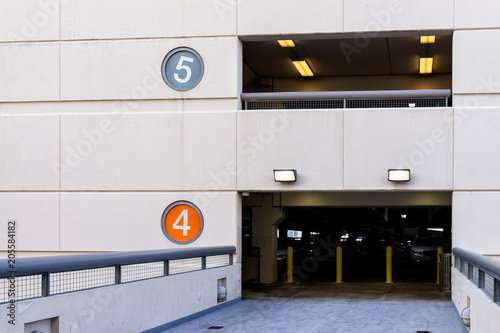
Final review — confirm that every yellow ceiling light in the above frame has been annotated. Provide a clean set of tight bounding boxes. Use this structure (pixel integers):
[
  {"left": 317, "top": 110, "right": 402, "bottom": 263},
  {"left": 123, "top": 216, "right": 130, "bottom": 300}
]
[
  {"left": 292, "top": 60, "right": 314, "bottom": 77},
  {"left": 278, "top": 40, "right": 295, "bottom": 47},
  {"left": 419, "top": 57, "right": 433, "bottom": 74},
  {"left": 420, "top": 36, "right": 436, "bottom": 44}
]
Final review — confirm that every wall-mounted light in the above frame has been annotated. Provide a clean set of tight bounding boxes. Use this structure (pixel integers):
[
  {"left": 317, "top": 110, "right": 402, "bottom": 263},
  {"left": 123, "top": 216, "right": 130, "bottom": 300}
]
[
  {"left": 274, "top": 169, "right": 297, "bottom": 182},
  {"left": 419, "top": 57, "right": 433, "bottom": 74},
  {"left": 278, "top": 40, "right": 295, "bottom": 47},
  {"left": 388, "top": 169, "right": 411, "bottom": 182},
  {"left": 420, "top": 36, "right": 436, "bottom": 44},
  {"left": 461, "top": 307, "right": 470, "bottom": 327},
  {"left": 292, "top": 60, "right": 314, "bottom": 77}
]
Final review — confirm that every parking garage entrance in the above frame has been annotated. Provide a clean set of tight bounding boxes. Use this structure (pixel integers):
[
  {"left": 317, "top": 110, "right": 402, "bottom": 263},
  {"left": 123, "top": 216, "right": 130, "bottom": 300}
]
[{"left": 242, "top": 192, "right": 452, "bottom": 287}]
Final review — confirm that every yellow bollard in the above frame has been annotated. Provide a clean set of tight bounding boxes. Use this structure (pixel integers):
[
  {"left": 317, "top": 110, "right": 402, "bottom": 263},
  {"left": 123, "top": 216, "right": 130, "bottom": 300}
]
[
  {"left": 336, "top": 247, "right": 343, "bottom": 283},
  {"left": 385, "top": 246, "right": 393, "bottom": 284},
  {"left": 437, "top": 247, "right": 443, "bottom": 284},
  {"left": 287, "top": 246, "right": 294, "bottom": 283}
]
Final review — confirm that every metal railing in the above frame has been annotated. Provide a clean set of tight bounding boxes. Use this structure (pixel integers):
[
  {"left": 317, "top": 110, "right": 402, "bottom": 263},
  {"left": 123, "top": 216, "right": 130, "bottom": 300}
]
[
  {"left": 453, "top": 247, "right": 500, "bottom": 305},
  {"left": 0, "top": 246, "right": 235, "bottom": 303},
  {"left": 242, "top": 90, "right": 450, "bottom": 110}
]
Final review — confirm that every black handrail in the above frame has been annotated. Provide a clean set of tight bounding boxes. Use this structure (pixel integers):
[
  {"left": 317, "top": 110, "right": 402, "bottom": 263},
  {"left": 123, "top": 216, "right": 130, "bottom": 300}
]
[
  {"left": 0, "top": 246, "right": 235, "bottom": 278},
  {"left": 453, "top": 247, "right": 500, "bottom": 281}
]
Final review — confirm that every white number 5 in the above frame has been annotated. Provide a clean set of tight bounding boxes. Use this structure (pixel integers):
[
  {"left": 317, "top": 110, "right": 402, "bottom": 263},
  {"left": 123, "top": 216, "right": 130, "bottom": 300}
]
[
  {"left": 174, "top": 56, "right": 194, "bottom": 83},
  {"left": 173, "top": 209, "right": 191, "bottom": 236}
]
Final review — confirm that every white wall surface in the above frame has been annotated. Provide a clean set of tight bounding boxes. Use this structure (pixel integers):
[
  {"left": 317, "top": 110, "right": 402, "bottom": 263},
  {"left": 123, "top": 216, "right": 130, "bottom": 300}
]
[
  {"left": 344, "top": 0, "right": 453, "bottom": 32},
  {"left": 238, "top": 0, "right": 343, "bottom": 36},
  {"left": 59, "top": 192, "right": 239, "bottom": 252},
  {"left": 344, "top": 108, "right": 453, "bottom": 190},
  {"left": 455, "top": 0, "right": 500, "bottom": 29},
  {"left": 452, "top": 268, "right": 500, "bottom": 333},
  {"left": 453, "top": 192, "right": 500, "bottom": 254},
  {"left": 0, "top": 264, "right": 241, "bottom": 333},
  {"left": 60, "top": 111, "right": 236, "bottom": 191},
  {"left": 0, "top": 99, "right": 239, "bottom": 115},
  {"left": 237, "top": 109, "right": 343, "bottom": 191},
  {"left": 0, "top": 43, "right": 59, "bottom": 102},
  {"left": 454, "top": 30, "right": 500, "bottom": 95},
  {"left": 61, "top": 0, "right": 236, "bottom": 40},
  {"left": 0, "top": 114, "right": 59, "bottom": 190},
  {"left": 0, "top": 0, "right": 60, "bottom": 42},
  {"left": 454, "top": 107, "right": 500, "bottom": 190},
  {"left": 60, "top": 38, "right": 239, "bottom": 101},
  {"left": 0, "top": 193, "right": 59, "bottom": 252}
]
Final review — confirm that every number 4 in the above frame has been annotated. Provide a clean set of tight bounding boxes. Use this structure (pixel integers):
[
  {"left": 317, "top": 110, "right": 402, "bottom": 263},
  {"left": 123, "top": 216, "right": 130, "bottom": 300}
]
[
  {"left": 174, "top": 56, "right": 194, "bottom": 84},
  {"left": 173, "top": 209, "right": 191, "bottom": 236}
]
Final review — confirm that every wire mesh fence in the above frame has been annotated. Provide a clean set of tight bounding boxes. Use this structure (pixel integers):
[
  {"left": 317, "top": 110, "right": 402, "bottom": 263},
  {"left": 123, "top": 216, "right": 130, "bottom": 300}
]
[{"left": 244, "top": 97, "right": 448, "bottom": 110}]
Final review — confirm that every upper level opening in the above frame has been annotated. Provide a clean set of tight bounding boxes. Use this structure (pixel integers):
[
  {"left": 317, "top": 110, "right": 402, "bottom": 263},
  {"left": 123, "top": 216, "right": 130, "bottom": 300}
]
[{"left": 242, "top": 31, "right": 452, "bottom": 109}]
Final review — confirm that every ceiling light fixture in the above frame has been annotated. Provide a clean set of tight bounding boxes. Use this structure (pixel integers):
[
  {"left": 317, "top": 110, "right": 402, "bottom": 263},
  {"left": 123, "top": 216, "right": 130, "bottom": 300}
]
[
  {"left": 274, "top": 169, "right": 297, "bottom": 182},
  {"left": 278, "top": 40, "right": 295, "bottom": 47},
  {"left": 419, "top": 57, "right": 433, "bottom": 74},
  {"left": 292, "top": 60, "right": 314, "bottom": 77},
  {"left": 388, "top": 169, "right": 411, "bottom": 182},
  {"left": 420, "top": 36, "right": 436, "bottom": 44}
]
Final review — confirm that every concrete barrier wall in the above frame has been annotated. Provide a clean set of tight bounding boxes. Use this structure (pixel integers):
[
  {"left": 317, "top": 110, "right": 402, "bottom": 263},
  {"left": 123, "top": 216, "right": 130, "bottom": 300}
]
[
  {"left": 1, "top": 264, "right": 241, "bottom": 333},
  {"left": 452, "top": 267, "right": 500, "bottom": 333}
]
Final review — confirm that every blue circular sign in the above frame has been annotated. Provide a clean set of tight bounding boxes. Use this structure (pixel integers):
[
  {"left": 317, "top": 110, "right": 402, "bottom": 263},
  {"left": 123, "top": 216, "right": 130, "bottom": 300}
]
[{"left": 161, "top": 48, "right": 204, "bottom": 91}]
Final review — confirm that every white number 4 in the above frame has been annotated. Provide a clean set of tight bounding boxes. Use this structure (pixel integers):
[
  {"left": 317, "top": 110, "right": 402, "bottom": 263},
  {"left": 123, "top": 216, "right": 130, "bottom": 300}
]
[
  {"left": 173, "top": 209, "right": 191, "bottom": 236},
  {"left": 174, "top": 56, "right": 194, "bottom": 84}
]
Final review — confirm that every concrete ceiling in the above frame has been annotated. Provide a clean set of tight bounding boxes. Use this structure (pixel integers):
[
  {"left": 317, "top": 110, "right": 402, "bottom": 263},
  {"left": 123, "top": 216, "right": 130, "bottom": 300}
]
[{"left": 243, "top": 35, "right": 452, "bottom": 78}]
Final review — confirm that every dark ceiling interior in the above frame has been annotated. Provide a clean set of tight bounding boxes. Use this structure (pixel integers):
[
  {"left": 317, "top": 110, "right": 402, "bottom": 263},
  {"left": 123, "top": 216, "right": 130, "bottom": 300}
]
[{"left": 243, "top": 35, "right": 452, "bottom": 79}]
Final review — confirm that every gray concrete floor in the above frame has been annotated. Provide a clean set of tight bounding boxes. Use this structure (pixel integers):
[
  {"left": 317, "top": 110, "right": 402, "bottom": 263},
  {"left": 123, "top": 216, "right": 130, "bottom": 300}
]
[{"left": 163, "top": 282, "right": 468, "bottom": 333}]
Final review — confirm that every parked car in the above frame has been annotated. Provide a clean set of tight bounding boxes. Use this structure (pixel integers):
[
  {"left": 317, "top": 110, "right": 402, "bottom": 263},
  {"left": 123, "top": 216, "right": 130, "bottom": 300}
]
[{"left": 410, "top": 236, "right": 444, "bottom": 263}]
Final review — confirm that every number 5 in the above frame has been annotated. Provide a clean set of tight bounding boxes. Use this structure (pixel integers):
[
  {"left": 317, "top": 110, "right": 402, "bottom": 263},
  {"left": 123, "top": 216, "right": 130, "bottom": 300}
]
[{"left": 174, "top": 56, "right": 194, "bottom": 83}]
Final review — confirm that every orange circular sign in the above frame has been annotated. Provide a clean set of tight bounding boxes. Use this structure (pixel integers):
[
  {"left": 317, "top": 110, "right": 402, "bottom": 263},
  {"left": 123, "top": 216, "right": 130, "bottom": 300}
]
[{"left": 161, "top": 201, "right": 204, "bottom": 244}]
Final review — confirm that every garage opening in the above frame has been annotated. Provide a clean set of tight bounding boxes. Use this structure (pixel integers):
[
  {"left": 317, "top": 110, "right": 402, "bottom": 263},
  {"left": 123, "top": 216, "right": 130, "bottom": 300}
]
[{"left": 242, "top": 192, "right": 452, "bottom": 286}]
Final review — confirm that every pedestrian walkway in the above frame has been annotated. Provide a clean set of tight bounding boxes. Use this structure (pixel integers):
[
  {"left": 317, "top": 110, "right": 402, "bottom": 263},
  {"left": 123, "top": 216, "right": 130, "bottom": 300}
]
[{"left": 163, "top": 282, "right": 467, "bottom": 333}]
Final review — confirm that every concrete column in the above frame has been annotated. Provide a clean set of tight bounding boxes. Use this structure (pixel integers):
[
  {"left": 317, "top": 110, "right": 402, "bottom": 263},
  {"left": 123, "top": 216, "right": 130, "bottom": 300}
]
[{"left": 252, "top": 194, "right": 285, "bottom": 283}]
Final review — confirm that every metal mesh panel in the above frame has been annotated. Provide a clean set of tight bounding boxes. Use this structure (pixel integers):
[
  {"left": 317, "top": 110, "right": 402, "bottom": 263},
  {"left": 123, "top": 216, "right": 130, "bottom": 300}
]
[
  {"left": 246, "top": 100, "right": 343, "bottom": 110},
  {"left": 244, "top": 98, "right": 447, "bottom": 110},
  {"left": 169, "top": 258, "right": 202, "bottom": 275},
  {"left": 121, "top": 261, "right": 164, "bottom": 283},
  {"left": 0, "top": 275, "right": 43, "bottom": 303},
  {"left": 483, "top": 273, "right": 495, "bottom": 299},
  {"left": 50, "top": 267, "right": 115, "bottom": 295},
  {"left": 206, "top": 255, "right": 230, "bottom": 269},
  {"left": 472, "top": 266, "right": 480, "bottom": 286},
  {"left": 346, "top": 98, "right": 447, "bottom": 109}
]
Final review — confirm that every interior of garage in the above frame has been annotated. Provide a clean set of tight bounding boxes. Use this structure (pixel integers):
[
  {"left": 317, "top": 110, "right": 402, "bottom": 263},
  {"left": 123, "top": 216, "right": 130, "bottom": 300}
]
[
  {"left": 242, "top": 32, "right": 452, "bottom": 94},
  {"left": 242, "top": 192, "right": 452, "bottom": 286}
]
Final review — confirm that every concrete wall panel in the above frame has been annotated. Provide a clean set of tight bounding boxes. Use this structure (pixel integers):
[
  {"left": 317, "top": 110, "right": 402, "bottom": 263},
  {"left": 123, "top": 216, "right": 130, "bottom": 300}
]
[
  {"left": 60, "top": 38, "right": 239, "bottom": 101},
  {"left": 238, "top": 0, "right": 343, "bottom": 35},
  {"left": 0, "top": 193, "right": 59, "bottom": 251},
  {"left": 0, "top": 0, "right": 59, "bottom": 42},
  {"left": 455, "top": 0, "right": 500, "bottom": 29},
  {"left": 344, "top": 0, "right": 453, "bottom": 32},
  {"left": 453, "top": 192, "right": 500, "bottom": 254},
  {"left": 60, "top": 192, "right": 239, "bottom": 252},
  {"left": 344, "top": 108, "right": 453, "bottom": 190},
  {"left": 0, "top": 43, "right": 59, "bottom": 102},
  {"left": 60, "top": 112, "right": 236, "bottom": 191},
  {"left": 61, "top": 0, "right": 236, "bottom": 40},
  {"left": 237, "top": 110, "right": 343, "bottom": 191},
  {"left": 0, "top": 114, "right": 59, "bottom": 190}
]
